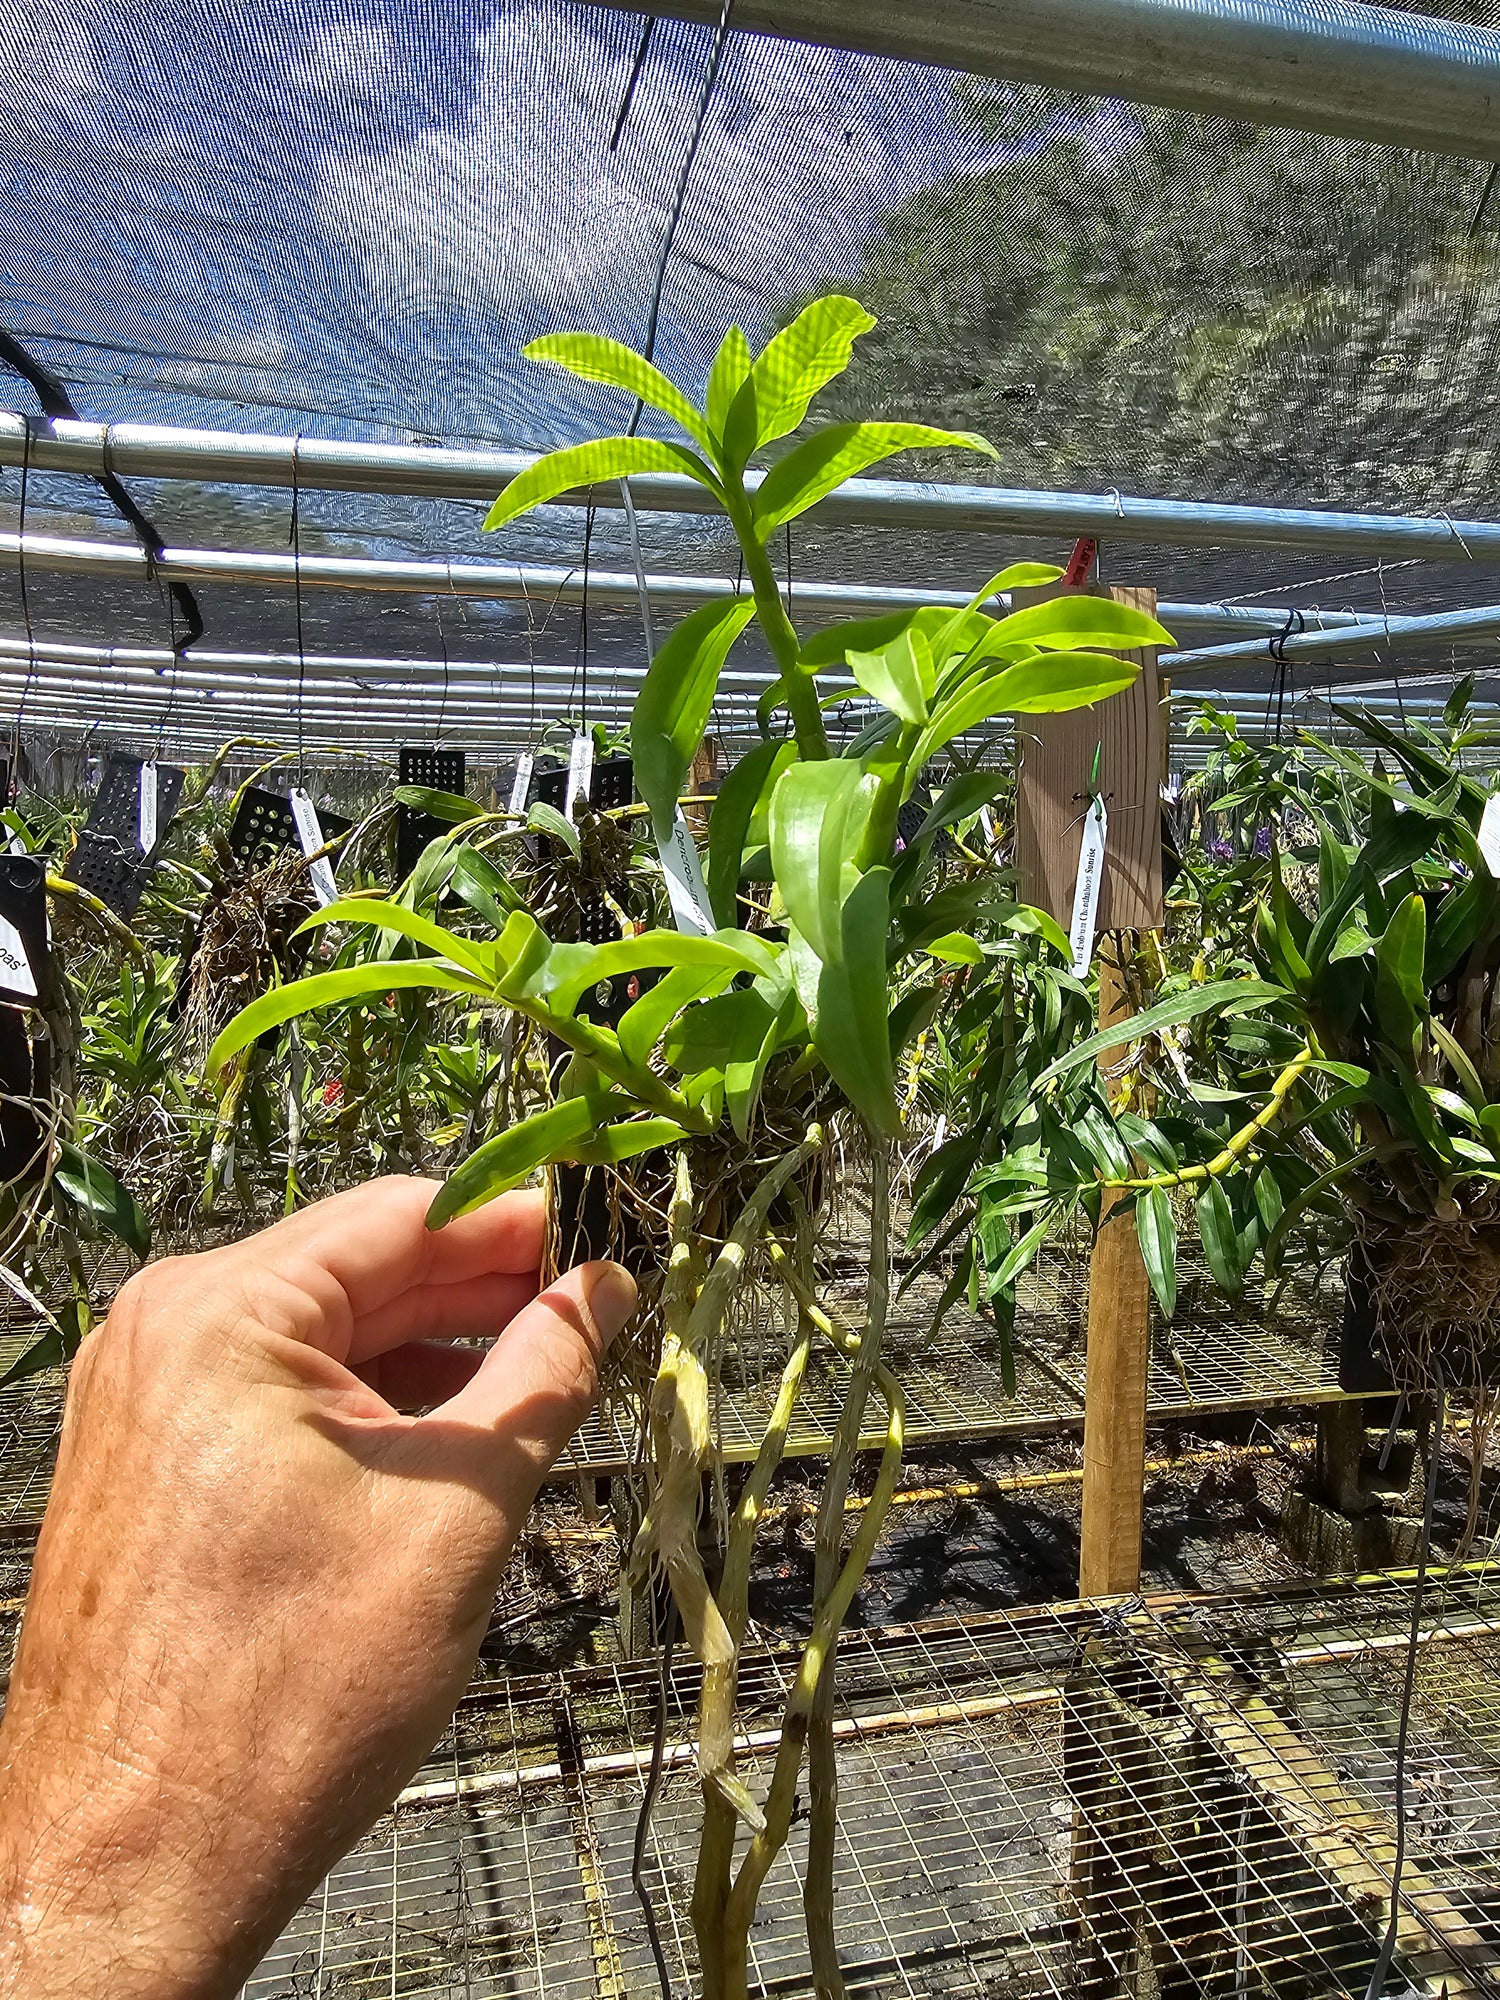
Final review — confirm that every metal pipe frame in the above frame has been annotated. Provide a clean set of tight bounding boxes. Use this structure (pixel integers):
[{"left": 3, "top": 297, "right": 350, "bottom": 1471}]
[
  {"left": 1164, "top": 600, "right": 1500, "bottom": 669},
  {"left": 0, "top": 528, "right": 1436, "bottom": 642},
  {"left": 8, "top": 413, "right": 1500, "bottom": 567},
  {"left": 0, "top": 634, "right": 803, "bottom": 699},
  {"left": 581, "top": 0, "right": 1500, "bottom": 162}
]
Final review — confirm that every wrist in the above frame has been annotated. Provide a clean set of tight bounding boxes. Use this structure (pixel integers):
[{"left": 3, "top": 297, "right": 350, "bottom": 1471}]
[{"left": 0, "top": 1710, "right": 254, "bottom": 2000}]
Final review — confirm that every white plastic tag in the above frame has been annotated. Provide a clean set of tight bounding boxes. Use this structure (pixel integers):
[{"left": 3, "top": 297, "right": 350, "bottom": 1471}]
[
  {"left": 978, "top": 804, "right": 996, "bottom": 844},
  {"left": 1069, "top": 798, "right": 1108, "bottom": 978},
  {"left": 1480, "top": 795, "right": 1500, "bottom": 877},
  {"left": 508, "top": 752, "right": 534, "bottom": 816},
  {"left": 7, "top": 834, "right": 25, "bottom": 856},
  {"left": 565, "top": 734, "right": 594, "bottom": 820},
  {"left": 658, "top": 812, "right": 716, "bottom": 936},
  {"left": 289, "top": 788, "right": 338, "bottom": 907},
  {"left": 138, "top": 760, "right": 158, "bottom": 856},
  {"left": 0, "top": 913, "right": 37, "bottom": 999}
]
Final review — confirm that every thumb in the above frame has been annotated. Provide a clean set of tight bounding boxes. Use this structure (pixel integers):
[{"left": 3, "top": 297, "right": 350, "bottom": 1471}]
[{"left": 425, "top": 1259, "right": 637, "bottom": 1513}]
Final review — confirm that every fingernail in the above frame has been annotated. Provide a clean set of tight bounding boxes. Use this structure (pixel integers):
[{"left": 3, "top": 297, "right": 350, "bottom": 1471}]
[{"left": 585, "top": 1262, "right": 637, "bottom": 1344}]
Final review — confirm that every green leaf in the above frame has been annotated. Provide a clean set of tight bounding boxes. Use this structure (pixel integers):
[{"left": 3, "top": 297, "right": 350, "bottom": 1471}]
[
  {"left": 54, "top": 1140, "right": 150, "bottom": 1258},
  {"left": 1373, "top": 891, "right": 1427, "bottom": 1061},
  {"left": 1318, "top": 824, "right": 1350, "bottom": 907},
  {"left": 889, "top": 982, "right": 940, "bottom": 1057},
  {"left": 707, "top": 739, "right": 798, "bottom": 929},
  {"left": 1445, "top": 673, "right": 1477, "bottom": 730},
  {"left": 909, "top": 769, "right": 1005, "bottom": 847},
  {"left": 617, "top": 962, "right": 734, "bottom": 1068},
  {"left": 981, "top": 1211, "right": 1051, "bottom": 1294},
  {"left": 485, "top": 437, "right": 720, "bottom": 530},
  {"left": 0, "top": 1313, "right": 83, "bottom": 1389},
  {"left": 1431, "top": 1018, "right": 1486, "bottom": 1105},
  {"left": 208, "top": 961, "right": 489, "bottom": 1079},
  {"left": 569, "top": 1115, "right": 690, "bottom": 1166},
  {"left": 1135, "top": 1185, "right": 1177, "bottom": 1318},
  {"left": 300, "top": 898, "right": 497, "bottom": 980},
  {"left": 522, "top": 331, "right": 712, "bottom": 450},
  {"left": 789, "top": 871, "right": 900, "bottom": 1134},
  {"left": 450, "top": 847, "right": 524, "bottom": 932},
  {"left": 798, "top": 611, "right": 919, "bottom": 671},
  {"left": 705, "top": 326, "right": 752, "bottom": 441},
  {"left": 722, "top": 295, "right": 876, "bottom": 464},
  {"left": 1032, "top": 980, "right": 1284, "bottom": 1090},
  {"left": 526, "top": 799, "right": 581, "bottom": 857},
  {"left": 984, "top": 595, "right": 1174, "bottom": 655},
  {"left": 1252, "top": 1168, "right": 1285, "bottom": 1238},
  {"left": 1195, "top": 1178, "right": 1244, "bottom": 1297},
  {"left": 664, "top": 984, "right": 790, "bottom": 1139},
  {"left": 1305, "top": 812, "right": 1441, "bottom": 970},
  {"left": 768, "top": 758, "right": 875, "bottom": 963},
  {"left": 631, "top": 598, "right": 757, "bottom": 838},
  {"left": 427, "top": 1090, "right": 637, "bottom": 1223},
  {"left": 1427, "top": 875, "right": 1498, "bottom": 985},
  {"left": 926, "top": 931, "right": 985, "bottom": 965},
  {"left": 751, "top": 422, "right": 996, "bottom": 538},
  {"left": 847, "top": 623, "right": 932, "bottom": 727},
  {"left": 530, "top": 929, "right": 775, "bottom": 1017},
  {"left": 393, "top": 785, "right": 477, "bottom": 824},
  {"left": 914, "top": 650, "right": 1139, "bottom": 764}
]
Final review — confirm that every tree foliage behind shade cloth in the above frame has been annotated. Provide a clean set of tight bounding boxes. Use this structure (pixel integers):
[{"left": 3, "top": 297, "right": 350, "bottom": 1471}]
[{"left": 820, "top": 77, "right": 1500, "bottom": 517}]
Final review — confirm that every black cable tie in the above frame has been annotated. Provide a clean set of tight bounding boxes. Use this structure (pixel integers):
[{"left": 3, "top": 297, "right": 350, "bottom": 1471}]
[{"left": 0, "top": 326, "right": 204, "bottom": 654}]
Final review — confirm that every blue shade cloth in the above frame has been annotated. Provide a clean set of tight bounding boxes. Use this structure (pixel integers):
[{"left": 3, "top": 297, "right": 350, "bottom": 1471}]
[{"left": 3, "top": 0, "right": 1500, "bottom": 718}]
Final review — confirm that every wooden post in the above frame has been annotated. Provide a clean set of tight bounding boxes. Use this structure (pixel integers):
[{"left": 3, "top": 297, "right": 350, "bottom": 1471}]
[
  {"left": 1011, "top": 583, "right": 1164, "bottom": 1599},
  {"left": 1078, "top": 939, "right": 1155, "bottom": 1597}
]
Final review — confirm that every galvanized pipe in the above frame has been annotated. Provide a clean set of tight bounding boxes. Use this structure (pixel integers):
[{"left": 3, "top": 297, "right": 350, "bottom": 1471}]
[
  {"left": 581, "top": 0, "right": 1500, "bottom": 161},
  {"left": 0, "top": 528, "right": 1412, "bottom": 638},
  {"left": 0, "top": 634, "right": 795, "bottom": 697},
  {"left": 7, "top": 414, "right": 1500, "bottom": 568},
  {"left": 1164, "top": 600, "right": 1500, "bottom": 669}
]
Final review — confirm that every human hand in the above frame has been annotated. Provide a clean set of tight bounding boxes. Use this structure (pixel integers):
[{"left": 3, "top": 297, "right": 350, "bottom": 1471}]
[{"left": 0, "top": 1176, "right": 635, "bottom": 2000}]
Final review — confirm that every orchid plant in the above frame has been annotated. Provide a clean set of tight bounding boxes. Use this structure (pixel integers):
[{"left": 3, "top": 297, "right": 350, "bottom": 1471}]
[{"left": 208, "top": 296, "right": 1169, "bottom": 1999}]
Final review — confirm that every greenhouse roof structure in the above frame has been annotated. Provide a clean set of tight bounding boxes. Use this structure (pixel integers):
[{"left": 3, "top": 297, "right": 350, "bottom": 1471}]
[{"left": 4, "top": 0, "right": 1500, "bottom": 755}]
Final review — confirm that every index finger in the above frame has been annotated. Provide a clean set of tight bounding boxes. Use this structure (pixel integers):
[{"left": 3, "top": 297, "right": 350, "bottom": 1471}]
[{"left": 247, "top": 1177, "right": 545, "bottom": 1323}]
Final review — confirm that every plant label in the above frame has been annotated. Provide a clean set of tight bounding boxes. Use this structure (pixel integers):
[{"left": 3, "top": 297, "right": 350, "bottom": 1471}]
[
  {"left": 1480, "top": 794, "right": 1500, "bottom": 877},
  {"left": 508, "top": 752, "right": 534, "bottom": 816},
  {"left": 0, "top": 914, "right": 36, "bottom": 1000},
  {"left": 138, "top": 761, "right": 158, "bottom": 856},
  {"left": 1069, "top": 798, "right": 1108, "bottom": 977},
  {"left": 289, "top": 788, "right": 338, "bottom": 907},
  {"left": 565, "top": 735, "right": 594, "bottom": 820},
  {"left": 658, "top": 812, "right": 716, "bottom": 937}
]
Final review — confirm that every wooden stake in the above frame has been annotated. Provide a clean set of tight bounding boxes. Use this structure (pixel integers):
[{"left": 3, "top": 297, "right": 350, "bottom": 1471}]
[{"left": 1079, "top": 938, "right": 1153, "bottom": 1597}]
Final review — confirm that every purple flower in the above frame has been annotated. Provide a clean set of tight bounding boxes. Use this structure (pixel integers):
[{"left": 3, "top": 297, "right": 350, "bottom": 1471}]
[
  {"left": 1207, "top": 837, "right": 1235, "bottom": 862},
  {"left": 1252, "top": 826, "right": 1272, "bottom": 857}
]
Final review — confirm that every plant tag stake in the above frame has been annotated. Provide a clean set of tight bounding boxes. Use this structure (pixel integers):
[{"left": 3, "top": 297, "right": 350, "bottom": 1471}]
[
  {"left": 1480, "top": 794, "right": 1500, "bottom": 877},
  {"left": 658, "top": 812, "right": 716, "bottom": 937},
  {"left": 565, "top": 734, "right": 594, "bottom": 820},
  {"left": 508, "top": 752, "right": 534, "bottom": 816},
  {"left": 289, "top": 788, "right": 338, "bottom": 907},
  {"left": 138, "top": 760, "right": 158, "bottom": 856},
  {"left": 1069, "top": 797, "right": 1108, "bottom": 977}
]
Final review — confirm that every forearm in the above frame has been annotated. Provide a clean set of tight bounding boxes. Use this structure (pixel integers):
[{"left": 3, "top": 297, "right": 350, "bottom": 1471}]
[{"left": 0, "top": 1698, "right": 287, "bottom": 2000}]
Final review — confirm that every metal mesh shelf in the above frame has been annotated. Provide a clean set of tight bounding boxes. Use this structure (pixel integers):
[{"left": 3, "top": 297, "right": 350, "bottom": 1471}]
[
  {"left": 245, "top": 1573, "right": 1500, "bottom": 1999},
  {"left": 0, "top": 1227, "right": 1354, "bottom": 1521}
]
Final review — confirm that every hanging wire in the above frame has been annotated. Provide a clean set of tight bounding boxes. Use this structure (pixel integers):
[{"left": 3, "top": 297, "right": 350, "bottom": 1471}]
[
  {"left": 434, "top": 596, "right": 452, "bottom": 743},
  {"left": 1264, "top": 608, "right": 1302, "bottom": 743},
  {"left": 625, "top": 0, "right": 736, "bottom": 440},
  {"left": 1362, "top": 1365, "right": 1446, "bottom": 2000}
]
